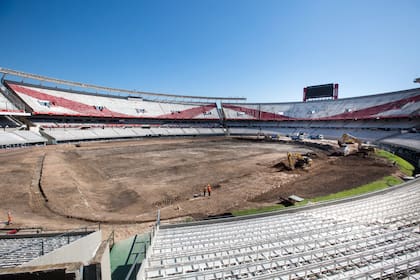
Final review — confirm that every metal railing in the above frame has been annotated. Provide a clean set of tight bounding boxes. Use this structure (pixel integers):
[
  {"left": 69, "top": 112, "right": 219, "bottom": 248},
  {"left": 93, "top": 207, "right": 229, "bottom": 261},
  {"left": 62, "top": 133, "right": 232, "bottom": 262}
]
[
  {"left": 106, "top": 230, "right": 115, "bottom": 249},
  {"left": 125, "top": 209, "right": 160, "bottom": 280},
  {"left": 122, "top": 232, "right": 156, "bottom": 280}
]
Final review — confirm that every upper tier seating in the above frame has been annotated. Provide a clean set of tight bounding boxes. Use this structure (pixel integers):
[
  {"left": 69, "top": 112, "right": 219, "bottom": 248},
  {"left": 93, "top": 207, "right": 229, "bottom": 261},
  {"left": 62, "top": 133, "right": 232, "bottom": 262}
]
[
  {"left": 6, "top": 82, "right": 219, "bottom": 120},
  {"left": 222, "top": 88, "right": 420, "bottom": 121},
  {"left": 140, "top": 179, "right": 420, "bottom": 279}
]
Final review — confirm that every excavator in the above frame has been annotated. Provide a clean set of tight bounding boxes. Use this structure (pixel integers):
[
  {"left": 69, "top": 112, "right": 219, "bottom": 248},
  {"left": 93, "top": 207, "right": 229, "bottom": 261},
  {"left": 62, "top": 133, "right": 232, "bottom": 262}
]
[
  {"left": 337, "top": 133, "right": 375, "bottom": 156},
  {"left": 285, "top": 152, "right": 312, "bottom": 170}
]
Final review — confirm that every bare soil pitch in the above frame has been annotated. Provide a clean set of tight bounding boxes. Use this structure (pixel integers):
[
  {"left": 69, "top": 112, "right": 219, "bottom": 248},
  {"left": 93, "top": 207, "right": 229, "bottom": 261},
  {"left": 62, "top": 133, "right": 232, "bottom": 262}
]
[{"left": 0, "top": 137, "right": 396, "bottom": 240}]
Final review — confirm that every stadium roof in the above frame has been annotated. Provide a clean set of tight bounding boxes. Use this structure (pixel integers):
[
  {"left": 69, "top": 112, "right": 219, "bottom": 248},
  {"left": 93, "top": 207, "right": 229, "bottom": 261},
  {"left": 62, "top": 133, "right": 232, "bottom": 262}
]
[{"left": 0, "top": 67, "right": 246, "bottom": 102}]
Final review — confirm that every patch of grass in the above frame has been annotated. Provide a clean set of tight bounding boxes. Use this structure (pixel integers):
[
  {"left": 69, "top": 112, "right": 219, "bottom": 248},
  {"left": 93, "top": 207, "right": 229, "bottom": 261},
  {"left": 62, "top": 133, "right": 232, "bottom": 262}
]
[
  {"left": 310, "top": 175, "right": 402, "bottom": 203},
  {"left": 375, "top": 149, "right": 414, "bottom": 176}
]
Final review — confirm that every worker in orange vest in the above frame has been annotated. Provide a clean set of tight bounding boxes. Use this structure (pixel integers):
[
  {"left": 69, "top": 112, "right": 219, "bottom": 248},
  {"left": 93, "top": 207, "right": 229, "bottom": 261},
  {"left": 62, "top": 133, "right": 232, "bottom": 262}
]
[
  {"left": 7, "top": 211, "right": 12, "bottom": 225},
  {"left": 207, "top": 184, "right": 212, "bottom": 196}
]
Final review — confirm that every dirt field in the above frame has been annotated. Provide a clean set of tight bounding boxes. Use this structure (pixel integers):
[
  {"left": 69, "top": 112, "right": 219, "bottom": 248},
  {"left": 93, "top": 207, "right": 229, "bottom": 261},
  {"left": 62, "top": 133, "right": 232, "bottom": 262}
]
[{"left": 0, "top": 137, "right": 397, "bottom": 240}]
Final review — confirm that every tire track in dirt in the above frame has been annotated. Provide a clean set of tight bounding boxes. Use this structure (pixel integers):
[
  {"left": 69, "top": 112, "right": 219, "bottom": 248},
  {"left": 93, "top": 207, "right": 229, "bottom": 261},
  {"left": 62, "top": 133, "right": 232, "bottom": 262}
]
[{"left": 29, "top": 153, "right": 48, "bottom": 213}]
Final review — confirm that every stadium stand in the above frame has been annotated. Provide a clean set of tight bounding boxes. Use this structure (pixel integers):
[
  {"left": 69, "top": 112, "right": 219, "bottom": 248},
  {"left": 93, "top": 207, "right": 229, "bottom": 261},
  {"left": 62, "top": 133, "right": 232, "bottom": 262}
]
[
  {"left": 39, "top": 126, "right": 224, "bottom": 143},
  {"left": 0, "top": 130, "right": 47, "bottom": 148},
  {"left": 12, "top": 130, "right": 47, "bottom": 144},
  {"left": 222, "top": 88, "right": 420, "bottom": 121},
  {"left": 1, "top": 76, "right": 418, "bottom": 152},
  {"left": 138, "top": 179, "right": 420, "bottom": 279},
  {"left": 5, "top": 81, "right": 220, "bottom": 120},
  {"left": 0, "top": 131, "right": 27, "bottom": 147}
]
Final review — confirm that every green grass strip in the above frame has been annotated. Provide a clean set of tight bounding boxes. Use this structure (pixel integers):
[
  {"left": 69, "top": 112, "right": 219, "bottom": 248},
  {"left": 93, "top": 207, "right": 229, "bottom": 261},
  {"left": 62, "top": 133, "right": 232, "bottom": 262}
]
[{"left": 375, "top": 149, "right": 414, "bottom": 176}]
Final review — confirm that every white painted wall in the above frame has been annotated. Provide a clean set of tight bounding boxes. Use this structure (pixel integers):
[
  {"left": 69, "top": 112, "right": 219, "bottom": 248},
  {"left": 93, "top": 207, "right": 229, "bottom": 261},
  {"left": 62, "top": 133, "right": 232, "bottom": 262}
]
[
  {"left": 22, "top": 231, "right": 102, "bottom": 267},
  {"left": 100, "top": 241, "right": 111, "bottom": 280}
]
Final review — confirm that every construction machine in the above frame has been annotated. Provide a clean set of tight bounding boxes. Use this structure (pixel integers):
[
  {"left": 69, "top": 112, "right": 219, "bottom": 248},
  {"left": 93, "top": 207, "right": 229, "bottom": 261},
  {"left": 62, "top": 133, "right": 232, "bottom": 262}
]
[
  {"left": 337, "top": 133, "right": 375, "bottom": 156},
  {"left": 337, "top": 133, "right": 361, "bottom": 146},
  {"left": 285, "top": 152, "right": 312, "bottom": 170}
]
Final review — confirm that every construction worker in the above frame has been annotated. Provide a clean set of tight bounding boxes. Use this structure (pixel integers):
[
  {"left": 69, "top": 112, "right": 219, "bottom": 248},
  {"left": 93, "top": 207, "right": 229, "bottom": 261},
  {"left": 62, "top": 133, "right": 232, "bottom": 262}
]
[
  {"left": 203, "top": 186, "right": 207, "bottom": 197},
  {"left": 207, "top": 184, "right": 212, "bottom": 197},
  {"left": 7, "top": 211, "right": 12, "bottom": 225}
]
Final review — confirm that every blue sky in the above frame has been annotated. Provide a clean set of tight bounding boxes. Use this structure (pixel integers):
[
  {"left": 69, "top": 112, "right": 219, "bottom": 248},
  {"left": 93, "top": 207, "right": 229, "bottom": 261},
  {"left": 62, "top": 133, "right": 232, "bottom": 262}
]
[{"left": 1, "top": 0, "right": 419, "bottom": 102}]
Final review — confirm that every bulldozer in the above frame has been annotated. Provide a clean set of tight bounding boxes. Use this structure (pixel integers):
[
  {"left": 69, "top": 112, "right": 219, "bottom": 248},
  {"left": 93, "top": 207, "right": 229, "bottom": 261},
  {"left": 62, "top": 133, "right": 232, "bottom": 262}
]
[
  {"left": 337, "top": 133, "right": 375, "bottom": 156},
  {"left": 285, "top": 152, "right": 312, "bottom": 170}
]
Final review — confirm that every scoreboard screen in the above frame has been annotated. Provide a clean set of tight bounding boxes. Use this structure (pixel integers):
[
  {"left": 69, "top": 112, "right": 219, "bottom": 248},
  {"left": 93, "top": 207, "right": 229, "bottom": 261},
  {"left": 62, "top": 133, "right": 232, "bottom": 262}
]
[
  {"left": 305, "top": 84, "right": 334, "bottom": 99},
  {"left": 303, "top": 83, "right": 338, "bottom": 101}
]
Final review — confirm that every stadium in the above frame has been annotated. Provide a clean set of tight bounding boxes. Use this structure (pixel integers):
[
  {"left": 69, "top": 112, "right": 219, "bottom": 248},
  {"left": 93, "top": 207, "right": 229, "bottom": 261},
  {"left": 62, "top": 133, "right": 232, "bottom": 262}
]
[{"left": 0, "top": 67, "right": 419, "bottom": 279}]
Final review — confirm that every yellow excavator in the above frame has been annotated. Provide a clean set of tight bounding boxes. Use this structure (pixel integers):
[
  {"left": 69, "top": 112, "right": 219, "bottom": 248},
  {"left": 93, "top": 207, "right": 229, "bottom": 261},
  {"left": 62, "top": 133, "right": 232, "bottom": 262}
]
[
  {"left": 337, "top": 133, "right": 375, "bottom": 156},
  {"left": 286, "top": 152, "right": 312, "bottom": 170}
]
